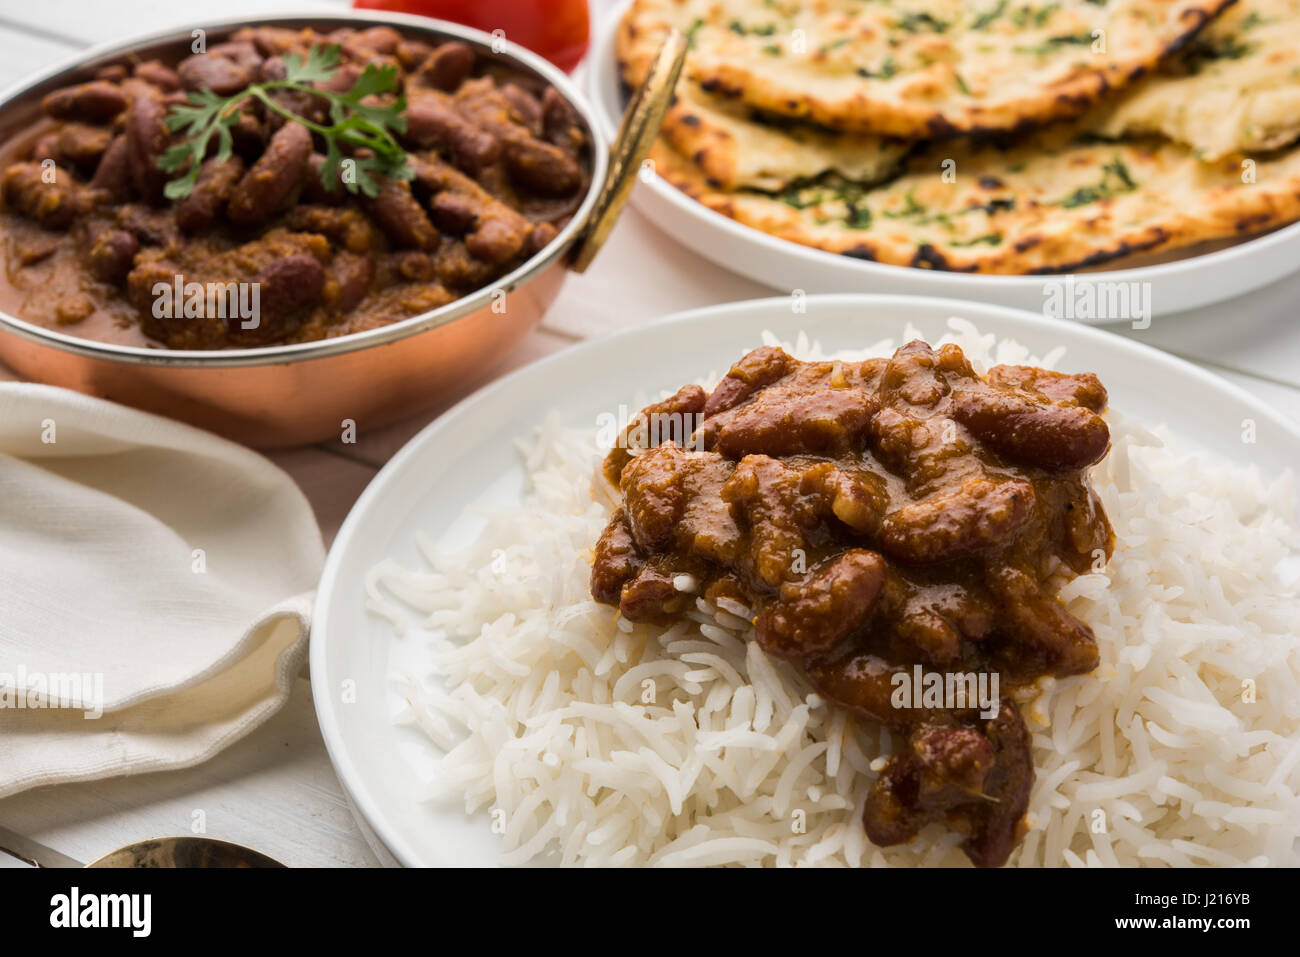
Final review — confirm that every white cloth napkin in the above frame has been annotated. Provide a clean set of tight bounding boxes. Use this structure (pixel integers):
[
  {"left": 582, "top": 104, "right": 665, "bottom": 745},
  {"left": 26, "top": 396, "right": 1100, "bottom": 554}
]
[{"left": 0, "top": 383, "right": 325, "bottom": 799}]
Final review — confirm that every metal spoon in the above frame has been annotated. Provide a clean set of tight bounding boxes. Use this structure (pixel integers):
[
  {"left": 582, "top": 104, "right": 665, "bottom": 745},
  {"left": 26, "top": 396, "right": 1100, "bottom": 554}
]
[{"left": 85, "top": 837, "right": 285, "bottom": 868}]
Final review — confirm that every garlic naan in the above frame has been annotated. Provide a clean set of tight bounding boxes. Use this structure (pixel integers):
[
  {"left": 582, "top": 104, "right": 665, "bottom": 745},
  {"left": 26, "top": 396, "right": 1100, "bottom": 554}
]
[
  {"left": 648, "top": 128, "right": 1300, "bottom": 272},
  {"left": 660, "top": 81, "right": 907, "bottom": 190},
  {"left": 619, "top": 0, "right": 1236, "bottom": 138},
  {"left": 1091, "top": 0, "right": 1300, "bottom": 159}
]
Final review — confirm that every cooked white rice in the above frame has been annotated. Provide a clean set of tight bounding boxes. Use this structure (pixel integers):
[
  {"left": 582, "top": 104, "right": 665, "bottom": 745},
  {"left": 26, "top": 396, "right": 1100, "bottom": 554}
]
[{"left": 366, "top": 318, "right": 1300, "bottom": 867}]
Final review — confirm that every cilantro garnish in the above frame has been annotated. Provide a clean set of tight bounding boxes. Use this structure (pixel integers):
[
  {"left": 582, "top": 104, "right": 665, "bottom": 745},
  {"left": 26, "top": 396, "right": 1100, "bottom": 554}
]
[{"left": 158, "top": 44, "right": 412, "bottom": 201}]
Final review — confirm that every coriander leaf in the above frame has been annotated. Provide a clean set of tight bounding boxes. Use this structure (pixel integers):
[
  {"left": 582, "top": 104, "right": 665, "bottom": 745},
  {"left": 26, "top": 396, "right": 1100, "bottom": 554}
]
[
  {"left": 158, "top": 43, "right": 411, "bottom": 200},
  {"left": 282, "top": 44, "right": 341, "bottom": 85}
]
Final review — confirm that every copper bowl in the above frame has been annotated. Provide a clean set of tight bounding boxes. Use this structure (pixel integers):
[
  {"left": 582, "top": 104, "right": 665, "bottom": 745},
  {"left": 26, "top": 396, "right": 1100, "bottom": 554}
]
[{"left": 0, "top": 12, "right": 679, "bottom": 447}]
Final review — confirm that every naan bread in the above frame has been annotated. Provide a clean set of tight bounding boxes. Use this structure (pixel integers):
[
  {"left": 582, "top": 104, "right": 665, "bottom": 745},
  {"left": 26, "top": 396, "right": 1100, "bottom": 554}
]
[
  {"left": 660, "top": 81, "right": 907, "bottom": 190},
  {"left": 619, "top": 0, "right": 1236, "bottom": 138},
  {"left": 648, "top": 127, "right": 1300, "bottom": 272},
  {"left": 1091, "top": 0, "right": 1300, "bottom": 159}
]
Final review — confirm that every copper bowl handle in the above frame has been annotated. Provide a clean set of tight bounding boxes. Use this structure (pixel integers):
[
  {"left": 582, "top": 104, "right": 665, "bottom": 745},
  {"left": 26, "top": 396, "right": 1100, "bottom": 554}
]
[{"left": 568, "top": 29, "right": 686, "bottom": 273}]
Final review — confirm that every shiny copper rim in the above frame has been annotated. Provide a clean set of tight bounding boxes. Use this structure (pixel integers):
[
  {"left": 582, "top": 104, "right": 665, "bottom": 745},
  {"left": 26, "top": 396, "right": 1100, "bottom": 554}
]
[{"left": 0, "top": 10, "right": 609, "bottom": 368}]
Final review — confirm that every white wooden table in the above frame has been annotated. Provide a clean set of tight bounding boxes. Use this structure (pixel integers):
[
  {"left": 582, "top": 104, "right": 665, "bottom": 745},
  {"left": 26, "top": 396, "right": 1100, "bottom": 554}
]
[{"left": 1, "top": 0, "right": 1297, "bottom": 868}]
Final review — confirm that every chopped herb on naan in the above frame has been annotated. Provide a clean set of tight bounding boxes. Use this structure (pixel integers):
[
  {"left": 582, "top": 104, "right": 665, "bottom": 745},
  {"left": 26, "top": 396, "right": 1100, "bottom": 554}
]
[
  {"left": 648, "top": 127, "right": 1300, "bottom": 272},
  {"left": 619, "top": 0, "right": 1236, "bottom": 137}
]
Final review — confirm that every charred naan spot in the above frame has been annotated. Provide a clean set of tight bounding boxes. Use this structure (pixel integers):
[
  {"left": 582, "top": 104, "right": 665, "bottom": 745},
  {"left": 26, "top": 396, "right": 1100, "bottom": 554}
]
[
  {"left": 680, "top": 112, "right": 700, "bottom": 127},
  {"left": 906, "top": 245, "right": 988, "bottom": 272},
  {"left": 1014, "top": 235, "right": 1043, "bottom": 253},
  {"left": 1164, "top": 5, "right": 1223, "bottom": 58},
  {"left": 1027, "top": 229, "right": 1169, "bottom": 273},
  {"left": 912, "top": 244, "right": 963, "bottom": 270},
  {"left": 926, "top": 114, "right": 960, "bottom": 138},
  {"left": 979, "top": 176, "right": 1004, "bottom": 190},
  {"left": 843, "top": 244, "right": 877, "bottom": 261},
  {"left": 1234, "top": 212, "right": 1275, "bottom": 232},
  {"left": 1050, "top": 90, "right": 1095, "bottom": 111}
]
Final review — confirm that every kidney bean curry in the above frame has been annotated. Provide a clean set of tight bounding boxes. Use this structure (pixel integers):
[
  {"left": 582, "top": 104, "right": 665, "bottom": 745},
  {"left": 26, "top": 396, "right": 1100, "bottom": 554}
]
[
  {"left": 0, "top": 25, "right": 591, "bottom": 349},
  {"left": 591, "top": 340, "right": 1114, "bottom": 867}
]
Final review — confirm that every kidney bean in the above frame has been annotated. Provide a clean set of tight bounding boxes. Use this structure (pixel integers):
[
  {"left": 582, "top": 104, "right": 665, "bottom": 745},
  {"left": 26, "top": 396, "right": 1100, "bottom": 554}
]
[
  {"left": 366, "top": 178, "right": 441, "bottom": 250},
  {"left": 56, "top": 124, "right": 112, "bottom": 172},
  {"left": 344, "top": 27, "right": 402, "bottom": 57},
  {"left": 2, "top": 162, "right": 82, "bottom": 227},
  {"left": 88, "top": 134, "right": 131, "bottom": 201},
  {"left": 879, "top": 476, "right": 1036, "bottom": 564},
  {"left": 115, "top": 203, "right": 178, "bottom": 246},
  {"left": 254, "top": 253, "right": 325, "bottom": 320},
  {"left": 30, "top": 133, "right": 59, "bottom": 163},
  {"left": 317, "top": 64, "right": 361, "bottom": 94},
  {"left": 500, "top": 83, "right": 542, "bottom": 134},
  {"left": 259, "top": 55, "right": 287, "bottom": 83},
  {"left": 86, "top": 228, "right": 139, "bottom": 283},
  {"left": 418, "top": 41, "right": 474, "bottom": 91},
  {"left": 465, "top": 214, "right": 525, "bottom": 264},
  {"left": 177, "top": 53, "right": 251, "bottom": 96},
  {"left": 207, "top": 41, "right": 264, "bottom": 74},
  {"left": 755, "top": 549, "right": 887, "bottom": 659},
  {"left": 232, "top": 26, "right": 299, "bottom": 58},
  {"left": 365, "top": 178, "right": 438, "bottom": 251},
  {"left": 398, "top": 39, "right": 433, "bottom": 70},
  {"left": 950, "top": 389, "right": 1111, "bottom": 471},
  {"left": 300, "top": 153, "right": 346, "bottom": 205},
  {"left": 42, "top": 81, "right": 126, "bottom": 123},
  {"left": 504, "top": 137, "right": 582, "bottom": 196},
  {"left": 428, "top": 191, "right": 477, "bottom": 234},
  {"left": 175, "top": 155, "right": 245, "bottom": 233},
  {"left": 402, "top": 95, "right": 500, "bottom": 174},
  {"left": 124, "top": 89, "right": 169, "bottom": 205},
  {"left": 95, "top": 64, "right": 129, "bottom": 83},
  {"left": 331, "top": 252, "right": 373, "bottom": 313},
  {"left": 133, "top": 60, "right": 181, "bottom": 92},
  {"left": 522, "top": 220, "right": 557, "bottom": 256},
  {"left": 230, "top": 109, "right": 266, "bottom": 161},
  {"left": 542, "top": 86, "right": 585, "bottom": 156},
  {"left": 226, "top": 121, "right": 312, "bottom": 225},
  {"left": 986, "top": 364, "right": 1109, "bottom": 413}
]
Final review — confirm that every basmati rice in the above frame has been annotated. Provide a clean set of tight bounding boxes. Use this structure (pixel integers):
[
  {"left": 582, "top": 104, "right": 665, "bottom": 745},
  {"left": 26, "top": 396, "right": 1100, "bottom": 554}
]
[{"left": 367, "top": 319, "right": 1300, "bottom": 867}]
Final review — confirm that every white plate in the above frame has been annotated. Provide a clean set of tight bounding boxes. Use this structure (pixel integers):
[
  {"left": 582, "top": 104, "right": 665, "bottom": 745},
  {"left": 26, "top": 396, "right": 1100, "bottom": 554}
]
[
  {"left": 310, "top": 293, "right": 1300, "bottom": 867},
  {"left": 587, "top": 0, "right": 1300, "bottom": 319}
]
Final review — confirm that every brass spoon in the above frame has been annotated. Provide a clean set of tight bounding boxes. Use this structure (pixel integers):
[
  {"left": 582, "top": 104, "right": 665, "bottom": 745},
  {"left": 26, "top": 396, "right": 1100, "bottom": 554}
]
[{"left": 85, "top": 837, "right": 285, "bottom": 868}]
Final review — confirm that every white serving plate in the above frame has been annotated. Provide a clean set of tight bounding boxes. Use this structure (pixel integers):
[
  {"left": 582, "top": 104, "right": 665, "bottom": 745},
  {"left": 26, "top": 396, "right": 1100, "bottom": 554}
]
[
  {"left": 310, "top": 294, "right": 1300, "bottom": 867},
  {"left": 587, "top": 0, "right": 1300, "bottom": 319}
]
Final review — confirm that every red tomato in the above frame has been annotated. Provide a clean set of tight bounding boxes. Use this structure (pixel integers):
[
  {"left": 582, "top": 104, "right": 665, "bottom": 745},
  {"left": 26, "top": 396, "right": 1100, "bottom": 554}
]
[{"left": 354, "top": 0, "right": 590, "bottom": 73}]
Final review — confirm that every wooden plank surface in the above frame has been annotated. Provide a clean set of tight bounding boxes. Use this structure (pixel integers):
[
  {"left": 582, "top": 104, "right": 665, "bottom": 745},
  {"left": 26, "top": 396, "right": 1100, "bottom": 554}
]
[
  {"left": 268, "top": 448, "right": 379, "bottom": 547},
  {"left": 0, "top": 0, "right": 351, "bottom": 50},
  {"left": 537, "top": 205, "right": 773, "bottom": 341},
  {"left": 0, "top": 21, "right": 81, "bottom": 82}
]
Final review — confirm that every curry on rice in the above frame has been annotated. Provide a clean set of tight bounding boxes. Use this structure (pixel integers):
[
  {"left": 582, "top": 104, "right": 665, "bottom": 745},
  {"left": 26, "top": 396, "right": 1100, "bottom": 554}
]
[{"left": 591, "top": 339, "right": 1114, "bottom": 867}]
